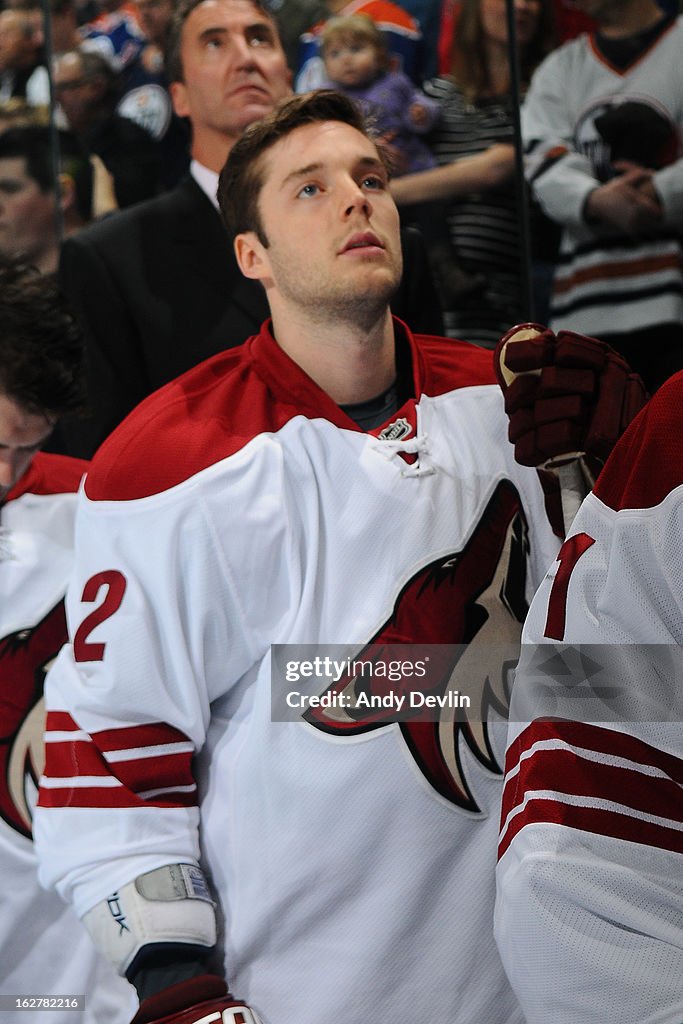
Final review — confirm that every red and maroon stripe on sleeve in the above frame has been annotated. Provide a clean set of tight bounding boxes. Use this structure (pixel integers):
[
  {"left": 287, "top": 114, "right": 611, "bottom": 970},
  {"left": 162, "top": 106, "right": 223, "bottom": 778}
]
[{"left": 39, "top": 711, "right": 197, "bottom": 809}]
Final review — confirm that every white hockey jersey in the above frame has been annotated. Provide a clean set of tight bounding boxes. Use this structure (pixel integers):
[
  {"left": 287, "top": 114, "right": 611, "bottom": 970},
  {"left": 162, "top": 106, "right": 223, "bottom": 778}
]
[
  {"left": 495, "top": 370, "right": 683, "bottom": 1023},
  {"left": 522, "top": 16, "right": 683, "bottom": 336},
  {"left": 0, "top": 454, "right": 135, "bottom": 1024},
  {"left": 34, "top": 321, "right": 560, "bottom": 1024}
]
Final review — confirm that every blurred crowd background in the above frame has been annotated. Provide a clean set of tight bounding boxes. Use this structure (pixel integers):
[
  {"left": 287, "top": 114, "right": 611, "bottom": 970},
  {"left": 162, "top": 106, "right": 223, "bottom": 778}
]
[{"left": 1, "top": 0, "right": 682, "bottom": 447}]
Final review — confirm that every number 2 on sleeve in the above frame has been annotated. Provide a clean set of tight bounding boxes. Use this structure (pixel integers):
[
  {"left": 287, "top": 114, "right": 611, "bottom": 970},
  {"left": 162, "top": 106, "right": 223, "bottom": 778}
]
[
  {"left": 544, "top": 533, "right": 595, "bottom": 641},
  {"left": 73, "top": 570, "right": 127, "bottom": 662}
]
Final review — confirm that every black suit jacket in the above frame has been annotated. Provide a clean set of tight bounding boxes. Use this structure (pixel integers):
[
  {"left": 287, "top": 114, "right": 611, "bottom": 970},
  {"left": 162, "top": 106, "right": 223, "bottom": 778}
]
[{"left": 59, "top": 176, "right": 444, "bottom": 458}]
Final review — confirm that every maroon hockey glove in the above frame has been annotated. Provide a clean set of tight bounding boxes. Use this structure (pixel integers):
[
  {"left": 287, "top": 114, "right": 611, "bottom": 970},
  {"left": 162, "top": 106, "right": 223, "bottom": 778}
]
[
  {"left": 495, "top": 322, "right": 648, "bottom": 474},
  {"left": 131, "top": 975, "right": 262, "bottom": 1024}
]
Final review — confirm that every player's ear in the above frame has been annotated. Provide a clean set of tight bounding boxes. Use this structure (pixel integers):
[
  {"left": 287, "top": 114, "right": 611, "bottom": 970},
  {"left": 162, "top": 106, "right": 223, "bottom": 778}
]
[{"left": 234, "top": 231, "right": 272, "bottom": 282}]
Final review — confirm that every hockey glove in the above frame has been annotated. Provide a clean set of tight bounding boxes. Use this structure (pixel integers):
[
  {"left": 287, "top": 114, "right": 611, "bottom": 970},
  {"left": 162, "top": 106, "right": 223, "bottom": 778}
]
[
  {"left": 495, "top": 322, "right": 648, "bottom": 476},
  {"left": 131, "top": 974, "right": 262, "bottom": 1024}
]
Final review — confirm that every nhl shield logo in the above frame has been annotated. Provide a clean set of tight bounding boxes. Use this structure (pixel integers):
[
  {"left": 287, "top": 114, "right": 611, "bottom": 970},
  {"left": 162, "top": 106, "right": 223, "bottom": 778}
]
[{"left": 378, "top": 418, "right": 412, "bottom": 442}]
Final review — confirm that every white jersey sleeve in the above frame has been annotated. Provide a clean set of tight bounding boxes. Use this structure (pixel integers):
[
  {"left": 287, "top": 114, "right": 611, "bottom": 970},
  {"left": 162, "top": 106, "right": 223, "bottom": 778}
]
[
  {"left": 495, "top": 371, "right": 683, "bottom": 1023},
  {"left": 34, "top": 454, "right": 278, "bottom": 917}
]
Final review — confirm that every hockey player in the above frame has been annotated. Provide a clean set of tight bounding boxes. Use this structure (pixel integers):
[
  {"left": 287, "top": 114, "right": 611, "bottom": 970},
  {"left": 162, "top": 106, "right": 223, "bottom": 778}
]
[
  {"left": 495, "top": 369, "right": 683, "bottom": 1020},
  {"left": 33, "top": 92, "right": 643, "bottom": 1024},
  {"left": 0, "top": 258, "right": 135, "bottom": 1022}
]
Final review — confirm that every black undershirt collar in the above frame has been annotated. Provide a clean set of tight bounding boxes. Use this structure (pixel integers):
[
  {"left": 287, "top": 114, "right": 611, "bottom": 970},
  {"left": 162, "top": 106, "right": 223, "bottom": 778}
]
[{"left": 594, "top": 12, "right": 674, "bottom": 70}]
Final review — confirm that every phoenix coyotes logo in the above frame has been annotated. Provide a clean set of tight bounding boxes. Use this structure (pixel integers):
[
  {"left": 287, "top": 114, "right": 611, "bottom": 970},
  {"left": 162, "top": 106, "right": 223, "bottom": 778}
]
[
  {"left": 306, "top": 481, "right": 529, "bottom": 811},
  {"left": 0, "top": 603, "right": 67, "bottom": 838}
]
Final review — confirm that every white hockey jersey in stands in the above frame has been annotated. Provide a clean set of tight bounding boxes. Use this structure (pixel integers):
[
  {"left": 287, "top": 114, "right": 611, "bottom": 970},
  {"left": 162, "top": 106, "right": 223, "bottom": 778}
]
[
  {"left": 0, "top": 454, "right": 135, "bottom": 1024},
  {"left": 35, "top": 321, "right": 559, "bottom": 1024},
  {"left": 523, "top": 16, "right": 683, "bottom": 337},
  {"left": 496, "top": 370, "right": 683, "bottom": 1023}
]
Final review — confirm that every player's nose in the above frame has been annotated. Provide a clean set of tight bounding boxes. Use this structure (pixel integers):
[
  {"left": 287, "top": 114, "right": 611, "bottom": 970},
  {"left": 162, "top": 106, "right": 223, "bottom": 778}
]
[{"left": 341, "top": 177, "right": 371, "bottom": 217}]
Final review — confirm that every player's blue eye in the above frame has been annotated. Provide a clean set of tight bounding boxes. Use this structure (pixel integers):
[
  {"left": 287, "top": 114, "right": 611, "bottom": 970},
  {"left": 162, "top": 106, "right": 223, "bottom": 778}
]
[
  {"left": 297, "top": 183, "right": 320, "bottom": 198},
  {"left": 362, "top": 176, "right": 385, "bottom": 190}
]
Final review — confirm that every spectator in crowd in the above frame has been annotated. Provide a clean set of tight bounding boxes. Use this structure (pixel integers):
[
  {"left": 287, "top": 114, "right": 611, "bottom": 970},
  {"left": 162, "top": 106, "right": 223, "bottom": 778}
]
[
  {"left": 57, "top": 0, "right": 443, "bottom": 459},
  {"left": 436, "top": 0, "right": 592, "bottom": 79},
  {"left": 53, "top": 47, "right": 164, "bottom": 206},
  {"left": 0, "top": 255, "right": 135, "bottom": 1024},
  {"left": 0, "top": 125, "right": 92, "bottom": 272},
  {"left": 296, "top": 0, "right": 423, "bottom": 91},
  {"left": 522, "top": 0, "right": 683, "bottom": 393},
  {"left": 35, "top": 88, "right": 563, "bottom": 1024},
  {"left": 0, "top": 7, "right": 46, "bottom": 105},
  {"left": 397, "top": 0, "right": 556, "bottom": 348}
]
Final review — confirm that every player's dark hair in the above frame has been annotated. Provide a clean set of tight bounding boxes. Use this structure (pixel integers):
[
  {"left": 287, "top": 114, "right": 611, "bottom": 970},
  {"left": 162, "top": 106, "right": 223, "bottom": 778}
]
[
  {"left": 164, "top": 0, "right": 279, "bottom": 84},
  {"left": 0, "top": 125, "right": 93, "bottom": 221},
  {"left": 218, "top": 89, "right": 385, "bottom": 245},
  {"left": 0, "top": 257, "right": 86, "bottom": 418}
]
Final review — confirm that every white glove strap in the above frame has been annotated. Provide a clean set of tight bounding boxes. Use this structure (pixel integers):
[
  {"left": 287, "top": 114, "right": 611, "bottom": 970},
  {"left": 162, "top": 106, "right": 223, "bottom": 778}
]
[{"left": 83, "top": 864, "right": 216, "bottom": 976}]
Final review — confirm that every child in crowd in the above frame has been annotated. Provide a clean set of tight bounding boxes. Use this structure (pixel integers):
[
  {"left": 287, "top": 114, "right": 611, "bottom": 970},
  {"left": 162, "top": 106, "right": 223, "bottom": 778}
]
[{"left": 321, "top": 15, "right": 439, "bottom": 175}]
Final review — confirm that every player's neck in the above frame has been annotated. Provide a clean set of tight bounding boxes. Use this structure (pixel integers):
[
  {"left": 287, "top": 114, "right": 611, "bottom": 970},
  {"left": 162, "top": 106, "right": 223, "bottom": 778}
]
[
  {"left": 271, "top": 306, "right": 397, "bottom": 406},
  {"left": 597, "top": 0, "right": 663, "bottom": 38}
]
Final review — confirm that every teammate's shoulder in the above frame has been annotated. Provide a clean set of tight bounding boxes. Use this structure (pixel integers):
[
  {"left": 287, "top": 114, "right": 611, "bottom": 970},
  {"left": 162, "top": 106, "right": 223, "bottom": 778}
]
[
  {"left": 416, "top": 333, "right": 497, "bottom": 395},
  {"left": 9, "top": 452, "right": 87, "bottom": 501},
  {"left": 84, "top": 341, "right": 275, "bottom": 502},
  {"left": 594, "top": 371, "right": 683, "bottom": 512}
]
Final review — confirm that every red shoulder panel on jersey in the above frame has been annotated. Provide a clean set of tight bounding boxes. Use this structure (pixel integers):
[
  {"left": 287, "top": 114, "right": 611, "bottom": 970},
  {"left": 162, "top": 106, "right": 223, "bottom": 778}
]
[
  {"left": 6, "top": 452, "right": 87, "bottom": 502},
  {"left": 498, "top": 720, "right": 683, "bottom": 860},
  {"left": 85, "top": 320, "right": 498, "bottom": 503},
  {"left": 593, "top": 370, "right": 683, "bottom": 512},
  {"left": 417, "top": 332, "right": 497, "bottom": 395}
]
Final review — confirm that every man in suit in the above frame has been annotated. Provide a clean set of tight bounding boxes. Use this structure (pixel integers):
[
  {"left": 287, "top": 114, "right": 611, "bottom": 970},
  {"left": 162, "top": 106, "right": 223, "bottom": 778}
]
[{"left": 59, "top": 0, "right": 443, "bottom": 458}]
